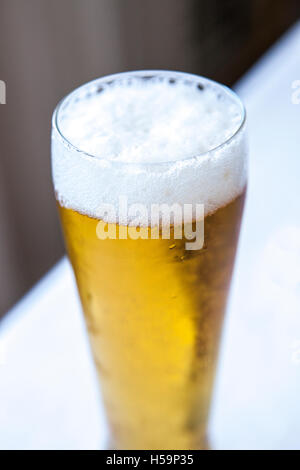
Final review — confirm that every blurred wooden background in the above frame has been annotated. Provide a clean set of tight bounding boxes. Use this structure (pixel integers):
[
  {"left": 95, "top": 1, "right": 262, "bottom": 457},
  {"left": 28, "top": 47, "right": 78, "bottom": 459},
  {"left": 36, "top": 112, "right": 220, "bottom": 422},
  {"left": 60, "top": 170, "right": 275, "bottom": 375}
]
[{"left": 0, "top": 0, "right": 299, "bottom": 317}]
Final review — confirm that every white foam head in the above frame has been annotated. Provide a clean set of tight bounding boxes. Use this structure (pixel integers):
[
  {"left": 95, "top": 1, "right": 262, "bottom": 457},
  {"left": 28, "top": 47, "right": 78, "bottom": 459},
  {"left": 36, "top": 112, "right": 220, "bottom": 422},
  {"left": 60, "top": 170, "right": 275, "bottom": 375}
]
[{"left": 52, "top": 71, "right": 247, "bottom": 224}]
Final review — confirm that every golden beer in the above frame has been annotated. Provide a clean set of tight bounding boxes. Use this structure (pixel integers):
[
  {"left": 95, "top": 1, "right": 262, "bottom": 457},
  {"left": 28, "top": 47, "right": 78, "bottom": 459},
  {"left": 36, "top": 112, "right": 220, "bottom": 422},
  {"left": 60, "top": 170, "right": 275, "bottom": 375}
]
[
  {"left": 52, "top": 71, "right": 247, "bottom": 449},
  {"left": 58, "top": 192, "right": 245, "bottom": 449}
]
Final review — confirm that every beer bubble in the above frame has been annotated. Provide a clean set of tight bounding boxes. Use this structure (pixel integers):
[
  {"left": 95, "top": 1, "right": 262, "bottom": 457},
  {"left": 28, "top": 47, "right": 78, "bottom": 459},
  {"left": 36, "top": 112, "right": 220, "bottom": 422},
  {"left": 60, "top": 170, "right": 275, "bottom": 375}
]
[{"left": 52, "top": 71, "right": 247, "bottom": 225}]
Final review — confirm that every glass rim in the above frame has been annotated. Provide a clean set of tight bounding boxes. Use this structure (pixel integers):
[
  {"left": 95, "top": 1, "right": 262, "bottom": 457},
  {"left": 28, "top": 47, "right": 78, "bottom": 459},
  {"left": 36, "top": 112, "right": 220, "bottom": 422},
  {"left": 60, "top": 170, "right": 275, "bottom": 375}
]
[{"left": 52, "top": 70, "right": 247, "bottom": 167}]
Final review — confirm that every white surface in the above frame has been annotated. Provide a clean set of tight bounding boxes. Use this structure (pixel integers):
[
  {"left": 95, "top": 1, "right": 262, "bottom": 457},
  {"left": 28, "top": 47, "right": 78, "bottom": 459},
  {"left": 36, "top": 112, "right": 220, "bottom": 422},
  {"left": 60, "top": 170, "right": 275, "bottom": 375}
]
[{"left": 1, "top": 22, "right": 300, "bottom": 450}]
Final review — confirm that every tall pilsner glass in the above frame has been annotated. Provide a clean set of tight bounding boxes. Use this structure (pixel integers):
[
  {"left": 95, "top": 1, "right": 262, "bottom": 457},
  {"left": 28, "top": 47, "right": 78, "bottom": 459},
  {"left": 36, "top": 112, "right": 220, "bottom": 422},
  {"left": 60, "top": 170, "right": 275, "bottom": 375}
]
[{"left": 51, "top": 71, "right": 247, "bottom": 450}]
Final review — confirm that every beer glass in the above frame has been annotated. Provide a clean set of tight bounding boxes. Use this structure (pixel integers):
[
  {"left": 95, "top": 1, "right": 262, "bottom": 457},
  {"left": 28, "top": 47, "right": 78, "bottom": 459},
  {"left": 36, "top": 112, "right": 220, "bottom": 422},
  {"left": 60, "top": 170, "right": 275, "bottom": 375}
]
[{"left": 51, "top": 71, "right": 247, "bottom": 449}]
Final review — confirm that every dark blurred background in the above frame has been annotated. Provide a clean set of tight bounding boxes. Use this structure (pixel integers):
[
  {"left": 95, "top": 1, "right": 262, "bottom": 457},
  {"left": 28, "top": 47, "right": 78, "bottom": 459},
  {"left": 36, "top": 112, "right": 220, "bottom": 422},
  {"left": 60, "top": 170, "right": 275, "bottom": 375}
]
[{"left": 0, "top": 0, "right": 299, "bottom": 318}]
